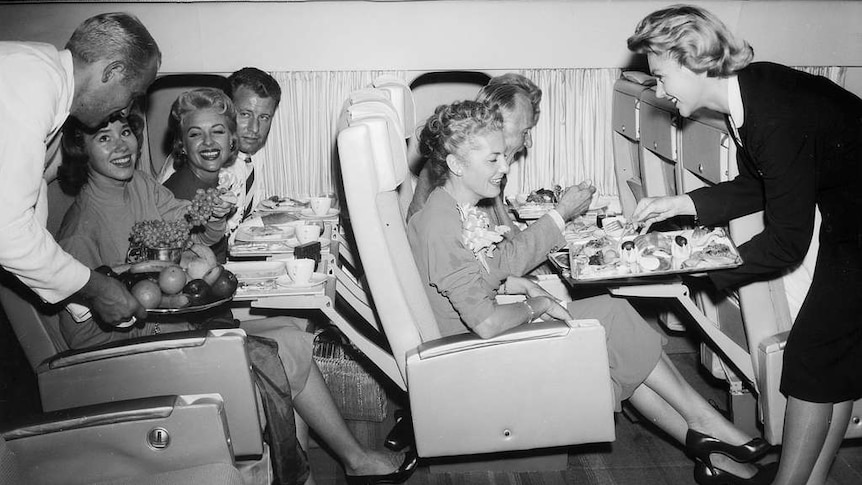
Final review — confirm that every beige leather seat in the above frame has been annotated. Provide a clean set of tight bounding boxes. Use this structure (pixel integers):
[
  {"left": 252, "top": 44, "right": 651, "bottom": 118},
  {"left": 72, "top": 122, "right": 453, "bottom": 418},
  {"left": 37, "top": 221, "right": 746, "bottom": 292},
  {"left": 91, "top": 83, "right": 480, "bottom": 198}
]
[
  {"left": 336, "top": 101, "right": 616, "bottom": 457},
  {"left": 1, "top": 394, "right": 243, "bottom": 485},
  {"left": 0, "top": 273, "right": 270, "bottom": 477}
]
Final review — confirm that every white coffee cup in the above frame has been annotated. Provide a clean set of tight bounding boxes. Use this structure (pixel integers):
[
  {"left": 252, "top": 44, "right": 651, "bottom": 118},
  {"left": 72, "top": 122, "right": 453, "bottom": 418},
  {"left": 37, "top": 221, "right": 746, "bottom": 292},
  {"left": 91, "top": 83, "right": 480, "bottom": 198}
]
[
  {"left": 310, "top": 196, "right": 332, "bottom": 216},
  {"left": 295, "top": 224, "right": 321, "bottom": 244},
  {"left": 285, "top": 258, "right": 315, "bottom": 284}
]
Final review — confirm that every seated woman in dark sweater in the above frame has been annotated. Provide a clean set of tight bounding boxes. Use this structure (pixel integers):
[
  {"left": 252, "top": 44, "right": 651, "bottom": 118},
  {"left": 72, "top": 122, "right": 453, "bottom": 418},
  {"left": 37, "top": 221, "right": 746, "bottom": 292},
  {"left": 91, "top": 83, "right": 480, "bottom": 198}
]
[{"left": 56, "top": 104, "right": 416, "bottom": 485}]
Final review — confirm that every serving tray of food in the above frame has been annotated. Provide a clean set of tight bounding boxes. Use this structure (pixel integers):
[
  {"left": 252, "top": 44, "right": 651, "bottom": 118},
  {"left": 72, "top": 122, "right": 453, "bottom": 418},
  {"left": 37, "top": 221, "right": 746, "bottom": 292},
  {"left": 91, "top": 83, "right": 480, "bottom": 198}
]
[{"left": 550, "top": 225, "right": 742, "bottom": 283}]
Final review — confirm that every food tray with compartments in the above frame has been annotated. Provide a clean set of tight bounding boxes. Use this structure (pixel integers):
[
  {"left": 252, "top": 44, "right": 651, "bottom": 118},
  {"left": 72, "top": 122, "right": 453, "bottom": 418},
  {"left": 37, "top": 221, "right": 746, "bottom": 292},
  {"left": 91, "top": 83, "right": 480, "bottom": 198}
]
[{"left": 549, "top": 226, "right": 742, "bottom": 283}]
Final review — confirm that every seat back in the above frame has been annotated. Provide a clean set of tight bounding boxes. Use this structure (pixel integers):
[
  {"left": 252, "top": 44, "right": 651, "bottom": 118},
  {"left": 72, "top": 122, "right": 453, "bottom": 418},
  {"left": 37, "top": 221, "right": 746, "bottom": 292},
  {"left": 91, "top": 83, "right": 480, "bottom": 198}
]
[
  {"left": 340, "top": 86, "right": 416, "bottom": 228},
  {"left": 406, "top": 71, "right": 490, "bottom": 174},
  {"left": 337, "top": 122, "right": 440, "bottom": 381}
]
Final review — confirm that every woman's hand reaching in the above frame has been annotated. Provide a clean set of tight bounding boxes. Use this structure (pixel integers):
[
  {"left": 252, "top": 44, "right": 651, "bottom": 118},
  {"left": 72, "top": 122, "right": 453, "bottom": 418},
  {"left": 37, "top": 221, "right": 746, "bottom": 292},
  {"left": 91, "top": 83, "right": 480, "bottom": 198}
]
[{"left": 631, "top": 195, "right": 697, "bottom": 232}]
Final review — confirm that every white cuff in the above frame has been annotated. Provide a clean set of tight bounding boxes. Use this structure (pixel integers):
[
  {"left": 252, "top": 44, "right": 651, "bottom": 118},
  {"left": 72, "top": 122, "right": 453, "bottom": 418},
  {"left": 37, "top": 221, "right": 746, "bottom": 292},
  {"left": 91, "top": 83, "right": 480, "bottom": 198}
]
[{"left": 547, "top": 209, "right": 566, "bottom": 231}]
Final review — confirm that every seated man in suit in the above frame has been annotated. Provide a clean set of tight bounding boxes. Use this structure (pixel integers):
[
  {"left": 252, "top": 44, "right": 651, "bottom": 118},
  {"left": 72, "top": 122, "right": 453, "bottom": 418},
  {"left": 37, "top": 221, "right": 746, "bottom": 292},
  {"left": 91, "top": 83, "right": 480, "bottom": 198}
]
[{"left": 159, "top": 67, "right": 279, "bottom": 235}]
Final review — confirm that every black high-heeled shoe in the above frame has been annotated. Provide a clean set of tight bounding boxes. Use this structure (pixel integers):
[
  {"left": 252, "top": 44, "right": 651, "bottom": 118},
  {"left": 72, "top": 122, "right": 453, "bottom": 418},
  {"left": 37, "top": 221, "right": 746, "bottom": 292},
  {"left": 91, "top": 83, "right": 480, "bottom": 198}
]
[
  {"left": 686, "top": 429, "right": 772, "bottom": 465},
  {"left": 384, "top": 410, "right": 414, "bottom": 452},
  {"left": 345, "top": 449, "right": 419, "bottom": 485},
  {"left": 694, "top": 460, "right": 778, "bottom": 485}
]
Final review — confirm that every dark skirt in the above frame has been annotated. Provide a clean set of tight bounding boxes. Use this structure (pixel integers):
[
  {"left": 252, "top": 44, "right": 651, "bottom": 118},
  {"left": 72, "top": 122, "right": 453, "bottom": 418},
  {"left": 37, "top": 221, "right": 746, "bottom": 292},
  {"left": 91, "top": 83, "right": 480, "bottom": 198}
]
[{"left": 781, "top": 241, "right": 862, "bottom": 402}]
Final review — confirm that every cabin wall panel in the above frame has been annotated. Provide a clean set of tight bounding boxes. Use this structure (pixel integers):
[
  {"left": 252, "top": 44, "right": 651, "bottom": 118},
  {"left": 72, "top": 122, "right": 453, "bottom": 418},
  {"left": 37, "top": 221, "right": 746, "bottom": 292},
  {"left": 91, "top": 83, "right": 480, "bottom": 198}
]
[{"left": 0, "top": 1, "right": 859, "bottom": 73}]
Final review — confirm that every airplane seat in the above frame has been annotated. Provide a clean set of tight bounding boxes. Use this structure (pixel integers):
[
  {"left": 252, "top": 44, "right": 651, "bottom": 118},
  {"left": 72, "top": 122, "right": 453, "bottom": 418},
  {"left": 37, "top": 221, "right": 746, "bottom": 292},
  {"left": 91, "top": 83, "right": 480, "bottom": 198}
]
[
  {"left": 0, "top": 272, "right": 266, "bottom": 461},
  {"left": 336, "top": 105, "right": 616, "bottom": 458},
  {"left": 1, "top": 394, "right": 243, "bottom": 485}
]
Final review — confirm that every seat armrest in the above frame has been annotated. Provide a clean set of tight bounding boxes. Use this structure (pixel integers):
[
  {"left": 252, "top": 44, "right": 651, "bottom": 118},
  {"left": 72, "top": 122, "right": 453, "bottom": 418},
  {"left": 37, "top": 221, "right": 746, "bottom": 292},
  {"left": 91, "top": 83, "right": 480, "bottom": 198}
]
[
  {"left": 416, "top": 319, "right": 598, "bottom": 359},
  {"left": 3, "top": 394, "right": 235, "bottom": 485},
  {"left": 45, "top": 329, "right": 219, "bottom": 370},
  {"left": 407, "top": 320, "right": 614, "bottom": 457},
  {"left": 37, "top": 329, "right": 262, "bottom": 457}
]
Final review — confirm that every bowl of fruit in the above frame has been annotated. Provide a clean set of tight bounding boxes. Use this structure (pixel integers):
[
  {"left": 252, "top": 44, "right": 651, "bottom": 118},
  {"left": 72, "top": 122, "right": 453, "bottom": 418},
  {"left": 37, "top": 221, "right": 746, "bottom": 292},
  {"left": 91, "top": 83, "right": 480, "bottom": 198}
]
[{"left": 107, "top": 244, "right": 238, "bottom": 315}]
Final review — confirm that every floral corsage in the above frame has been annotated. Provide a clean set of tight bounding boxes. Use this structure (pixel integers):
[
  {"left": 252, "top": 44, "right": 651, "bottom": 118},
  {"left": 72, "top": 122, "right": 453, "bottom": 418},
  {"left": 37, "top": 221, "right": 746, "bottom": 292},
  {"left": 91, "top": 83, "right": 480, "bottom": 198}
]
[{"left": 457, "top": 204, "right": 510, "bottom": 272}]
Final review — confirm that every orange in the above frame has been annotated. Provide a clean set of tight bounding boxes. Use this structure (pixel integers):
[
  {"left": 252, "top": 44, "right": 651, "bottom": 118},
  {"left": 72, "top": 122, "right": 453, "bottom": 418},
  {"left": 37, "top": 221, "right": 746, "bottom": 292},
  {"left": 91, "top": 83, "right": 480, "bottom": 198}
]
[
  {"left": 158, "top": 265, "right": 187, "bottom": 295},
  {"left": 131, "top": 280, "right": 162, "bottom": 309}
]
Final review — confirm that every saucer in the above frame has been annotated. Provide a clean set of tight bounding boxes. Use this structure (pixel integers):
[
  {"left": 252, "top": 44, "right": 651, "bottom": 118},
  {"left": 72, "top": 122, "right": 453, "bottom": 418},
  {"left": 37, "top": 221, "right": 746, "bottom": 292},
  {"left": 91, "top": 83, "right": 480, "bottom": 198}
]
[
  {"left": 300, "top": 208, "right": 340, "bottom": 219},
  {"left": 275, "top": 272, "right": 327, "bottom": 289}
]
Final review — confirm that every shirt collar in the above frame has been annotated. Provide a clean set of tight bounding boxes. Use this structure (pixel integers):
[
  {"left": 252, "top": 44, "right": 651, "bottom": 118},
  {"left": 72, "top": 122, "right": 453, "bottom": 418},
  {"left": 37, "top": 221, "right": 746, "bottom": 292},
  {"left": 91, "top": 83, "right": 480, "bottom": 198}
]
[
  {"left": 727, "top": 75, "right": 744, "bottom": 128},
  {"left": 237, "top": 152, "right": 252, "bottom": 164}
]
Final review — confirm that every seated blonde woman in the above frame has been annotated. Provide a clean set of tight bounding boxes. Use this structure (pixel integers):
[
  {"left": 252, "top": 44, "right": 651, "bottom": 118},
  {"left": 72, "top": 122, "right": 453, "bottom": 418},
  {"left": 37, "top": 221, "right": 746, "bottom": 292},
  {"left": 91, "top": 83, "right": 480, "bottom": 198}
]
[
  {"left": 55, "top": 103, "right": 416, "bottom": 485},
  {"left": 407, "top": 100, "right": 775, "bottom": 485}
]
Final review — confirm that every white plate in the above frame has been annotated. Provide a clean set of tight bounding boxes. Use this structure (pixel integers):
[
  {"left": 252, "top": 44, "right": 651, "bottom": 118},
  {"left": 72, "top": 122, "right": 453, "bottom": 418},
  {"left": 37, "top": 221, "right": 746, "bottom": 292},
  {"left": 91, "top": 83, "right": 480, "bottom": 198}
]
[
  {"left": 260, "top": 197, "right": 308, "bottom": 212},
  {"left": 224, "top": 261, "right": 286, "bottom": 283},
  {"left": 235, "top": 225, "right": 293, "bottom": 242},
  {"left": 275, "top": 272, "right": 327, "bottom": 289},
  {"left": 300, "top": 208, "right": 340, "bottom": 219}
]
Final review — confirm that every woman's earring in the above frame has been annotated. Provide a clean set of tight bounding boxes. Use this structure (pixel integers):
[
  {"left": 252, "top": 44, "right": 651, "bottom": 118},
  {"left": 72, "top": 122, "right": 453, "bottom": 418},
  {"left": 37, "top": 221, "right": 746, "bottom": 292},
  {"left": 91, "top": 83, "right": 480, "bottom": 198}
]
[{"left": 230, "top": 141, "right": 236, "bottom": 151}]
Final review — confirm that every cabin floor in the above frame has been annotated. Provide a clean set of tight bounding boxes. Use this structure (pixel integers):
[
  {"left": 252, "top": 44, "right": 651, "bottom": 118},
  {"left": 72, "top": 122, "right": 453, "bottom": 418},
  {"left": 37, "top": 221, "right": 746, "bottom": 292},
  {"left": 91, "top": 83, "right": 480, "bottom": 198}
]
[{"left": 2, "top": 302, "right": 860, "bottom": 484}]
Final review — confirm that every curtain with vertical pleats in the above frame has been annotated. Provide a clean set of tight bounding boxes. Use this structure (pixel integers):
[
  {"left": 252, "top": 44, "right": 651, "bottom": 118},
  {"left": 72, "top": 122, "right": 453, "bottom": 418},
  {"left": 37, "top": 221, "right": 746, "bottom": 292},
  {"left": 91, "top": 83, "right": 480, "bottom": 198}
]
[
  {"left": 253, "top": 66, "right": 845, "bottom": 201},
  {"left": 253, "top": 70, "right": 407, "bottom": 199},
  {"left": 506, "top": 68, "right": 621, "bottom": 198},
  {"left": 793, "top": 66, "right": 846, "bottom": 86}
]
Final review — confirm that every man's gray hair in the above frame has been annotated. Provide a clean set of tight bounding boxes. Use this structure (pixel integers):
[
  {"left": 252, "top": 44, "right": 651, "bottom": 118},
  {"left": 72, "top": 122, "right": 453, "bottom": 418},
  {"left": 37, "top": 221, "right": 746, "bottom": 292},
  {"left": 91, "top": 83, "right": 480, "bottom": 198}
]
[
  {"left": 66, "top": 12, "right": 161, "bottom": 81},
  {"left": 477, "top": 73, "right": 542, "bottom": 124}
]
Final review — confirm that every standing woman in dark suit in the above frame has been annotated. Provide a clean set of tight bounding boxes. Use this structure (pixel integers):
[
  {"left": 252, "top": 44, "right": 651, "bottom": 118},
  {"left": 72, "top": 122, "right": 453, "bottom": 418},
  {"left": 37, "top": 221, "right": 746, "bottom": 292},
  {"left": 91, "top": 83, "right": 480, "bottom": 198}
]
[{"left": 627, "top": 5, "right": 862, "bottom": 484}]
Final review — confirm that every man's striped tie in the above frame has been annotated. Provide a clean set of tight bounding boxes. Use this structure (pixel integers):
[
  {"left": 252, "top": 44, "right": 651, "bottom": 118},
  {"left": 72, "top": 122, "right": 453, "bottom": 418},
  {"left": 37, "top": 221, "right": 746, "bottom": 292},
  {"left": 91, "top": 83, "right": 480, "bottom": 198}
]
[{"left": 243, "top": 157, "right": 256, "bottom": 221}]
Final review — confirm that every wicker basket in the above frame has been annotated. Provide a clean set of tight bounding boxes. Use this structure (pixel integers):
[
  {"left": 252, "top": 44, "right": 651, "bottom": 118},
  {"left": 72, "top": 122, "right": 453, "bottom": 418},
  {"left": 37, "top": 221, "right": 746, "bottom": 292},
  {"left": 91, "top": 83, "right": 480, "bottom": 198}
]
[{"left": 312, "top": 337, "right": 387, "bottom": 422}]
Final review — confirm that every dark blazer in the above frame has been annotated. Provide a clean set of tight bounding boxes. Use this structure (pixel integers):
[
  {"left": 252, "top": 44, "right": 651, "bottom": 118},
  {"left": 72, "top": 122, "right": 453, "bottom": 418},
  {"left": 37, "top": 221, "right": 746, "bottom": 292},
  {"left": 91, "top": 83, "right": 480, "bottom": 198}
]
[{"left": 689, "top": 62, "right": 862, "bottom": 290}]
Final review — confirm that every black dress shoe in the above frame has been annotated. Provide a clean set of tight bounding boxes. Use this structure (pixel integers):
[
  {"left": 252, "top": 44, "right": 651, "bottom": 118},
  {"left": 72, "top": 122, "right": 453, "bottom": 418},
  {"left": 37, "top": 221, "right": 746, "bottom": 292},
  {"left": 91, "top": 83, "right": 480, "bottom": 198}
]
[
  {"left": 345, "top": 449, "right": 419, "bottom": 485},
  {"left": 384, "top": 411, "right": 414, "bottom": 452},
  {"left": 686, "top": 429, "right": 772, "bottom": 466},
  {"left": 694, "top": 461, "right": 778, "bottom": 485}
]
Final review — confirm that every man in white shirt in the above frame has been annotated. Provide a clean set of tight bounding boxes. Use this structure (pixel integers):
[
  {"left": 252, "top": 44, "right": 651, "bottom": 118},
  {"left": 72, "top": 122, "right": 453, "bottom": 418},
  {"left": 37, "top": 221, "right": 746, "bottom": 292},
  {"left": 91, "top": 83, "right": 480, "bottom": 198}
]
[
  {"left": 159, "top": 68, "right": 280, "bottom": 234},
  {"left": 0, "top": 12, "right": 160, "bottom": 325}
]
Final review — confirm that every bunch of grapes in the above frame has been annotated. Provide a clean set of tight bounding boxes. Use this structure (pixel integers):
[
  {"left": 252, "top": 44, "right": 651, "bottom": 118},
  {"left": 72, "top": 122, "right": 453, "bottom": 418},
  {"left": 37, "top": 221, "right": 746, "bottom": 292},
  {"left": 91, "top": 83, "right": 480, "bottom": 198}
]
[
  {"left": 185, "top": 188, "right": 224, "bottom": 226},
  {"left": 130, "top": 219, "right": 192, "bottom": 248}
]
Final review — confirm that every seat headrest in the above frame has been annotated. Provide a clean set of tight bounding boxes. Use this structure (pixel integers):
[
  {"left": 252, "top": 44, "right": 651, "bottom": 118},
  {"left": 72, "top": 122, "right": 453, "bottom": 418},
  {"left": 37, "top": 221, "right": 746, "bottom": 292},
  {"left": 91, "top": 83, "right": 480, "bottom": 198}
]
[
  {"left": 350, "top": 117, "right": 408, "bottom": 191},
  {"left": 346, "top": 100, "right": 405, "bottom": 140},
  {"left": 373, "top": 78, "right": 416, "bottom": 139},
  {"left": 348, "top": 88, "right": 391, "bottom": 104}
]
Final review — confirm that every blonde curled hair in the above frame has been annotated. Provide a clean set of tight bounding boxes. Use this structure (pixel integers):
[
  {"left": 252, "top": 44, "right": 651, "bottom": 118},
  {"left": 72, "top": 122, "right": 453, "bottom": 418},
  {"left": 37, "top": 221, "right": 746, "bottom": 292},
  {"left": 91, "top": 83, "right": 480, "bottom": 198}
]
[
  {"left": 627, "top": 4, "right": 753, "bottom": 77},
  {"left": 419, "top": 100, "right": 503, "bottom": 187}
]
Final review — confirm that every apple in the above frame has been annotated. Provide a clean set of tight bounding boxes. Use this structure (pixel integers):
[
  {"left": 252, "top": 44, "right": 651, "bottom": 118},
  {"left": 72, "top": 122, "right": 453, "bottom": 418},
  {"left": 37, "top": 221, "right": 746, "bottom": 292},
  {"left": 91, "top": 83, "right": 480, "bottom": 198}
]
[
  {"left": 183, "top": 279, "right": 212, "bottom": 306},
  {"left": 211, "top": 269, "right": 238, "bottom": 299}
]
